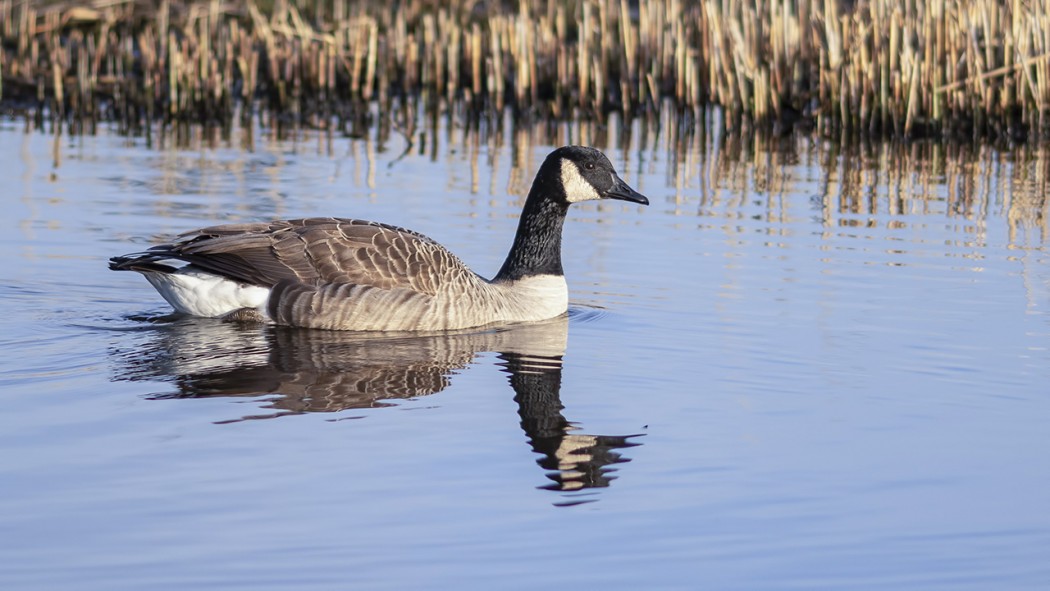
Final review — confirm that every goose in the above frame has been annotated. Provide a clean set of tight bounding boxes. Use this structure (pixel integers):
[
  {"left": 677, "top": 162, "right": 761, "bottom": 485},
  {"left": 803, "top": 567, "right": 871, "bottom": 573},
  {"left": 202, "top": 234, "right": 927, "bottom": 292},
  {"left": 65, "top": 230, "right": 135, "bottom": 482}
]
[{"left": 109, "top": 145, "right": 648, "bottom": 331}]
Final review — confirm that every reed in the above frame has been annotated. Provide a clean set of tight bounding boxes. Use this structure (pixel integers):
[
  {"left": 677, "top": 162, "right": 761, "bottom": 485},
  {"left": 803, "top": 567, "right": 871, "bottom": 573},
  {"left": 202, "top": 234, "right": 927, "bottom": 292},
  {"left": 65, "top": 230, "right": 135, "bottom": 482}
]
[{"left": 2, "top": 0, "right": 1050, "bottom": 141}]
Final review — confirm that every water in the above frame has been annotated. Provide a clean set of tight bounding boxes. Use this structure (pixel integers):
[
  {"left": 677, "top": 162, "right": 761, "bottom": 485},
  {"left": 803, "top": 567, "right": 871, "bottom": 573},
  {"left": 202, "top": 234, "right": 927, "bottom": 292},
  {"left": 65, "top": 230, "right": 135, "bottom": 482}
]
[{"left": 1, "top": 118, "right": 1048, "bottom": 590}]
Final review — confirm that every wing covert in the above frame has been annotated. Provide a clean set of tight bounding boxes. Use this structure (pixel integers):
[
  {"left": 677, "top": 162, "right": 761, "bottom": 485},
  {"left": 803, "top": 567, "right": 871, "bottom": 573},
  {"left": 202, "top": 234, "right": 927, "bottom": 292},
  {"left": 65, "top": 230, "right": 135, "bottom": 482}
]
[{"left": 156, "top": 218, "right": 470, "bottom": 295}]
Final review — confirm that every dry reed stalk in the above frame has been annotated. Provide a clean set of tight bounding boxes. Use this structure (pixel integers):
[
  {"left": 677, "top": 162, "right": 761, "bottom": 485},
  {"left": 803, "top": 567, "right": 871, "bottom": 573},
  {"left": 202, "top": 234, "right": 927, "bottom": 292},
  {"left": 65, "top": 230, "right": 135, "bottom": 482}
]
[{"left": 4, "top": 0, "right": 1050, "bottom": 141}]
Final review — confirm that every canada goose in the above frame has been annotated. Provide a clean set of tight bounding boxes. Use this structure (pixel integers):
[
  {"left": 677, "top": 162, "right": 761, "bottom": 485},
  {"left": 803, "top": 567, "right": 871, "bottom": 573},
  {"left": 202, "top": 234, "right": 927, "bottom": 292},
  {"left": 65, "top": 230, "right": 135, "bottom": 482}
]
[{"left": 109, "top": 145, "right": 648, "bottom": 331}]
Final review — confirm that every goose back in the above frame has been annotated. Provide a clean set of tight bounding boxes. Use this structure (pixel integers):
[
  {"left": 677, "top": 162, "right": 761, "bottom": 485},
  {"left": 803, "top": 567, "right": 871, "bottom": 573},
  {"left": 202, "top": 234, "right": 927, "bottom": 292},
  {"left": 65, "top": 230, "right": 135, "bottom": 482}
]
[{"left": 157, "top": 217, "right": 467, "bottom": 292}]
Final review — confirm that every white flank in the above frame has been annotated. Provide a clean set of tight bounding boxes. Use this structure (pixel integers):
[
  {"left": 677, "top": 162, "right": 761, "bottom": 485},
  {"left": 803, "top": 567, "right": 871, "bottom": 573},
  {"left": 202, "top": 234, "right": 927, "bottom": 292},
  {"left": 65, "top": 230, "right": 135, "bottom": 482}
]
[
  {"left": 558, "top": 159, "right": 601, "bottom": 203},
  {"left": 142, "top": 267, "right": 271, "bottom": 318},
  {"left": 508, "top": 274, "right": 569, "bottom": 320}
]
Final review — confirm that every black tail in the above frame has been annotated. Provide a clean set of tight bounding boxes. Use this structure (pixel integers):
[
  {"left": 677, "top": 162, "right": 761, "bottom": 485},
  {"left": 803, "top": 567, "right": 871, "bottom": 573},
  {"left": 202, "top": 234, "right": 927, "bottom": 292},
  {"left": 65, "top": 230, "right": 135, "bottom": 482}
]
[{"left": 109, "top": 253, "right": 178, "bottom": 274}]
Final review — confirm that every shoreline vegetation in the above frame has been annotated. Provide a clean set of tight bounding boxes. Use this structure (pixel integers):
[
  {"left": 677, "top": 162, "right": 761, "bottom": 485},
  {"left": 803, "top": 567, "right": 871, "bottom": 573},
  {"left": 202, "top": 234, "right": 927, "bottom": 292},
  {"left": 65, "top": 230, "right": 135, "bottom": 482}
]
[{"left": 2, "top": 0, "right": 1050, "bottom": 142}]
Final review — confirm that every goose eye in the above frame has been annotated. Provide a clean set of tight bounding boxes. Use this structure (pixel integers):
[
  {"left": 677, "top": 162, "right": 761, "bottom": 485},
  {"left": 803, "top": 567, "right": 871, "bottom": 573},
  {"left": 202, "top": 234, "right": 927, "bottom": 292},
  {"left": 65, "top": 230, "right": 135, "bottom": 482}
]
[{"left": 584, "top": 162, "right": 595, "bottom": 170}]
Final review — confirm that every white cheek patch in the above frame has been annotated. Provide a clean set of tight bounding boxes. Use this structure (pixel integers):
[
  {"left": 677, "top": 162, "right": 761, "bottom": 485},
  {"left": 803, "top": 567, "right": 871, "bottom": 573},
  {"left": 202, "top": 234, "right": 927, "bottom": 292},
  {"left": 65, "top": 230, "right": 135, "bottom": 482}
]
[{"left": 559, "top": 159, "right": 602, "bottom": 203}]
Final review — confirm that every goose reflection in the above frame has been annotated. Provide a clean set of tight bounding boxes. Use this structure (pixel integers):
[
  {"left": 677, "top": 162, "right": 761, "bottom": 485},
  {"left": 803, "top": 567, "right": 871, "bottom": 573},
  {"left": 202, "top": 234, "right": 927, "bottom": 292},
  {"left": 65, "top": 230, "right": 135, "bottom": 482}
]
[{"left": 111, "top": 315, "right": 639, "bottom": 501}]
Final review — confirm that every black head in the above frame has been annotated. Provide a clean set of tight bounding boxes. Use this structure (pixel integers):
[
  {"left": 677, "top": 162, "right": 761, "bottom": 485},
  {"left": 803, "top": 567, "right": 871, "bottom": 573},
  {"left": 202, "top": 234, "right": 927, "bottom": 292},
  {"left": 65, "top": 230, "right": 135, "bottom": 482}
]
[{"left": 541, "top": 146, "right": 649, "bottom": 206}]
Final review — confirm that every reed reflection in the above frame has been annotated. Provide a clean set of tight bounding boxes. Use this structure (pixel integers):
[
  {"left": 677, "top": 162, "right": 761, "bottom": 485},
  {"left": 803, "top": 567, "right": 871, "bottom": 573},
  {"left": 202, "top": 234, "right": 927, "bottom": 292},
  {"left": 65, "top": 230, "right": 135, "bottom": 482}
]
[{"left": 111, "top": 315, "right": 638, "bottom": 503}]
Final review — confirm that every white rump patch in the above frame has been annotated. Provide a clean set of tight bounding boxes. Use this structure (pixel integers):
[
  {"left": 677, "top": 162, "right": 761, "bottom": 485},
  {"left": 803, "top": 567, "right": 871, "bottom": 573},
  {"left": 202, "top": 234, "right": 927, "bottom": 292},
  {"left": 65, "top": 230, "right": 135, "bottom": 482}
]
[
  {"left": 559, "top": 159, "right": 601, "bottom": 203},
  {"left": 142, "top": 267, "right": 271, "bottom": 319}
]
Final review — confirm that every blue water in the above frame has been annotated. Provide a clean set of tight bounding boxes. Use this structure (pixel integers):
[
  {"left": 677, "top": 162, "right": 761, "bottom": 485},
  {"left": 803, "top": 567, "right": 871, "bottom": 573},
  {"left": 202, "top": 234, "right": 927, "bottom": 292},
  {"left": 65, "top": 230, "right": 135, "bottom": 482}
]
[{"left": 1, "top": 118, "right": 1048, "bottom": 589}]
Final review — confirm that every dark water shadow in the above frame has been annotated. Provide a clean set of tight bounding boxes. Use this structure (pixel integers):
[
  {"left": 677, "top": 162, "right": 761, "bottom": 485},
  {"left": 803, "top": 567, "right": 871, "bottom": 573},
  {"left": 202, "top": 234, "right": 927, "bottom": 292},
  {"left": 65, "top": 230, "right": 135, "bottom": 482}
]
[{"left": 109, "top": 315, "right": 640, "bottom": 504}]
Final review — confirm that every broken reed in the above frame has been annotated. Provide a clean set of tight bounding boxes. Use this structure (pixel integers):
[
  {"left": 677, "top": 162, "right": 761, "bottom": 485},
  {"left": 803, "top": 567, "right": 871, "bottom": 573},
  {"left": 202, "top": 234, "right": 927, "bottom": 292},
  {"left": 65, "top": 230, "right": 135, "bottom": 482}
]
[{"left": 3, "top": 0, "right": 1050, "bottom": 140}]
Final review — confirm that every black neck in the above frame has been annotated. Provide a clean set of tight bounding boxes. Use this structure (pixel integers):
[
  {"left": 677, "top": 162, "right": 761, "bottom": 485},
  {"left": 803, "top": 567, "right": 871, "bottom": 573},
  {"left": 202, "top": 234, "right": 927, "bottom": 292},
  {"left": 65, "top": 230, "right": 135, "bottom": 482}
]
[{"left": 494, "top": 186, "right": 569, "bottom": 282}]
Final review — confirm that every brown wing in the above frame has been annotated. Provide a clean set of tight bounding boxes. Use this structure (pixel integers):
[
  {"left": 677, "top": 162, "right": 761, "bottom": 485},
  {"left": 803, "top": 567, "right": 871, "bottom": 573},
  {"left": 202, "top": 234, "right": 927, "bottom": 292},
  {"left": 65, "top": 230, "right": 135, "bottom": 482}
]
[{"left": 145, "top": 217, "right": 472, "bottom": 295}]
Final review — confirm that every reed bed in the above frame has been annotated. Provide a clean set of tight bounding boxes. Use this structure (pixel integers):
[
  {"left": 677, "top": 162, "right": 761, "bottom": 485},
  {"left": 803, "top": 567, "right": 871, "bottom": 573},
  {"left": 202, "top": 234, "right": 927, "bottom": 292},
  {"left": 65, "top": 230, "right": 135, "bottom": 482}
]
[{"left": 2, "top": 0, "right": 1050, "bottom": 141}]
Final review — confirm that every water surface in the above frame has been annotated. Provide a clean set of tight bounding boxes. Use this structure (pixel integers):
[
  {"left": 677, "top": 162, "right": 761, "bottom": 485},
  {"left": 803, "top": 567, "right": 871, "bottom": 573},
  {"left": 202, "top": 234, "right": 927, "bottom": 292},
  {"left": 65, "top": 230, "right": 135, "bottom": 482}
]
[{"left": 1, "top": 119, "right": 1048, "bottom": 589}]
